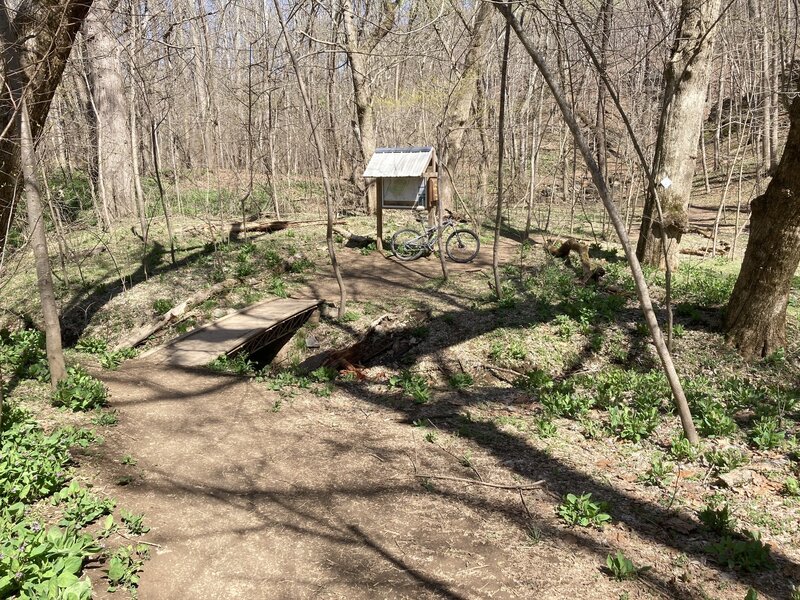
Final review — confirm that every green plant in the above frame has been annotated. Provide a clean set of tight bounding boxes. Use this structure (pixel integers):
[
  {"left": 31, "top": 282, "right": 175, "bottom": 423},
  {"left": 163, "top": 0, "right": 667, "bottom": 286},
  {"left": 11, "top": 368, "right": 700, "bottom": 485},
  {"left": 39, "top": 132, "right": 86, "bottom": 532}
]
[
  {"left": 513, "top": 369, "right": 554, "bottom": 393},
  {"left": 269, "top": 276, "right": 288, "bottom": 298},
  {"left": 535, "top": 417, "right": 557, "bottom": 438},
  {"left": 120, "top": 454, "right": 137, "bottom": 466},
  {"left": 52, "top": 482, "right": 115, "bottom": 528},
  {"left": 74, "top": 338, "right": 108, "bottom": 354},
  {"left": 120, "top": 510, "right": 150, "bottom": 535},
  {"left": 92, "top": 409, "right": 119, "bottom": 426},
  {"left": 782, "top": 476, "right": 800, "bottom": 497},
  {"left": 638, "top": 453, "right": 673, "bottom": 487},
  {"left": 388, "top": 371, "right": 430, "bottom": 404},
  {"left": 745, "top": 588, "right": 758, "bottom": 600},
  {"left": 691, "top": 397, "right": 737, "bottom": 437},
  {"left": 488, "top": 338, "right": 526, "bottom": 364},
  {"left": 0, "top": 513, "right": 99, "bottom": 599},
  {"left": 542, "top": 390, "right": 593, "bottom": 418},
  {"left": 705, "top": 447, "right": 749, "bottom": 472},
  {"left": 152, "top": 298, "right": 174, "bottom": 315},
  {"left": 106, "top": 544, "right": 149, "bottom": 592},
  {"left": 699, "top": 502, "right": 735, "bottom": 534},
  {"left": 749, "top": 416, "right": 785, "bottom": 450},
  {"left": 606, "top": 551, "right": 647, "bottom": 581},
  {"left": 310, "top": 366, "right": 337, "bottom": 383},
  {"left": 448, "top": 372, "right": 474, "bottom": 390},
  {"left": 669, "top": 436, "right": 699, "bottom": 461},
  {"left": 608, "top": 405, "right": 660, "bottom": 442},
  {"left": 578, "top": 416, "right": 603, "bottom": 439},
  {"left": 706, "top": 531, "right": 773, "bottom": 572},
  {"left": 52, "top": 367, "right": 107, "bottom": 412},
  {"left": 207, "top": 353, "right": 256, "bottom": 376},
  {"left": 556, "top": 493, "right": 612, "bottom": 528},
  {"left": 342, "top": 311, "right": 361, "bottom": 322},
  {"left": 99, "top": 347, "right": 137, "bottom": 370},
  {"left": 0, "top": 328, "right": 49, "bottom": 382}
]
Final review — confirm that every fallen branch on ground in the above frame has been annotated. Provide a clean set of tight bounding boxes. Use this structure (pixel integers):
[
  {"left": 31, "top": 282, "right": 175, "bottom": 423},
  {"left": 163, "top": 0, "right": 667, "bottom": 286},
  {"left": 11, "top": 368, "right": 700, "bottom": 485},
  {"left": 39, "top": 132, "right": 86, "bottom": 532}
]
[
  {"left": 113, "top": 279, "right": 234, "bottom": 351},
  {"left": 546, "top": 237, "right": 605, "bottom": 282},
  {"left": 414, "top": 473, "right": 546, "bottom": 491},
  {"left": 333, "top": 227, "right": 376, "bottom": 248}
]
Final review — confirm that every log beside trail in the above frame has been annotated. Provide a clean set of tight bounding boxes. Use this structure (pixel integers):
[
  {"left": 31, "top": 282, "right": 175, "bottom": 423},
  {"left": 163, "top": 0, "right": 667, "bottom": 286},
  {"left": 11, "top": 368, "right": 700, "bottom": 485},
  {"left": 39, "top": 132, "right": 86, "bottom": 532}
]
[
  {"left": 546, "top": 238, "right": 605, "bottom": 282},
  {"left": 113, "top": 279, "right": 233, "bottom": 351}
]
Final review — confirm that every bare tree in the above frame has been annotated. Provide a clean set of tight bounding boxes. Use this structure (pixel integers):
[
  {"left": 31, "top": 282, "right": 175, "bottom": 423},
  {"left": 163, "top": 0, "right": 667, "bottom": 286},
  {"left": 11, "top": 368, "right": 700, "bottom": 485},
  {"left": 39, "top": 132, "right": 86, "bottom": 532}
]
[
  {"left": 21, "top": 97, "right": 66, "bottom": 386},
  {"left": 635, "top": 0, "right": 723, "bottom": 270}
]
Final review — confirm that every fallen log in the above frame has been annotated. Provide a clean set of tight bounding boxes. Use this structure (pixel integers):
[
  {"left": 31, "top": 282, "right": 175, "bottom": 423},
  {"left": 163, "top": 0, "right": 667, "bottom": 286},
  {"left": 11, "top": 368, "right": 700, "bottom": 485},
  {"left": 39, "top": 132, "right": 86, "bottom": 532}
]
[
  {"left": 113, "top": 279, "right": 233, "bottom": 351},
  {"left": 333, "top": 227, "right": 376, "bottom": 249},
  {"left": 546, "top": 237, "right": 604, "bottom": 282}
]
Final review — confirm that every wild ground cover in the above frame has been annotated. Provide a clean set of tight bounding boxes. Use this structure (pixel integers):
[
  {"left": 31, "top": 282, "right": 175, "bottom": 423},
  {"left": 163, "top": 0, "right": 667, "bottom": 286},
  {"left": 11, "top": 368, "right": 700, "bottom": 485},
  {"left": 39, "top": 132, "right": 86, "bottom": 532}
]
[{"left": 1, "top": 191, "right": 799, "bottom": 598}]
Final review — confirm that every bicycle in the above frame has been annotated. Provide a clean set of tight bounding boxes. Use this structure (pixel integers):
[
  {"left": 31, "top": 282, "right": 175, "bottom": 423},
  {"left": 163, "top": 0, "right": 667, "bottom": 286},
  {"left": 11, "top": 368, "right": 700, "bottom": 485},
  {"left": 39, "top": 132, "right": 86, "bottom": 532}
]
[{"left": 390, "top": 208, "right": 480, "bottom": 263}]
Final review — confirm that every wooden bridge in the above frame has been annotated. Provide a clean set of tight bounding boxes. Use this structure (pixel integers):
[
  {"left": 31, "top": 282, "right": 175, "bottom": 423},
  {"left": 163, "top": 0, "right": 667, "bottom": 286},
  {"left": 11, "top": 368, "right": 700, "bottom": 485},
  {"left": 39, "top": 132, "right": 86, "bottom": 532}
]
[{"left": 140, "top": 297, "right": 323, "bottom": 368}]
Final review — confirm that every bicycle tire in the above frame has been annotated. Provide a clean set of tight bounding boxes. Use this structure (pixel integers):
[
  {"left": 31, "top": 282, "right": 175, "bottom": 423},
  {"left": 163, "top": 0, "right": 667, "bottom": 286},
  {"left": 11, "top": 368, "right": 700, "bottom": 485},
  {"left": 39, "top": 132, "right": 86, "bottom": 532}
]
[
  {"left": 445, "top": 229, "right": 480, "bottom": 263},
  {"left": 391, "top": 228, "right": 426, "bottom": 261}
]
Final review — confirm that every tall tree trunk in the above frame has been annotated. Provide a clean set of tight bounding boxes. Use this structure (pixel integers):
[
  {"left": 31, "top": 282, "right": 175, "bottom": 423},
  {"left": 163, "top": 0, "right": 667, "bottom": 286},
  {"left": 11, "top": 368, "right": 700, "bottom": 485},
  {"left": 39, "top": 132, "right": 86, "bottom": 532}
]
[
  {"left": 724, "top": 97, "right": 800, "bottom": 359},
  {"left": 0, "top": 0, "right": 94, "bottom": 254},
  {"left": 21, "top": 98, "right": 66, "bottom": 387},
  {"left": 438, "top": 1, "right": 492, "bottom": 212},
  {"left": 635, "top": 0, "right": 723, "bottom": 270},
  {"left": 493, "top": 22, "right": 511, "bottom": 301},
  {"left": 84, "top": 0, "right": 134, "bottom": 217}
]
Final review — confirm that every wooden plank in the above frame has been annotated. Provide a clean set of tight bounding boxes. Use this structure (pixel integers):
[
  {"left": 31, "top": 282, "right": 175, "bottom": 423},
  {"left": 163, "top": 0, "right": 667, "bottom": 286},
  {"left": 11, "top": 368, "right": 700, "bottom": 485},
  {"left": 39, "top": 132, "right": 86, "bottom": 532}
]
[{"left": 141, "top": 297, "right": 322, "bottom": 368}]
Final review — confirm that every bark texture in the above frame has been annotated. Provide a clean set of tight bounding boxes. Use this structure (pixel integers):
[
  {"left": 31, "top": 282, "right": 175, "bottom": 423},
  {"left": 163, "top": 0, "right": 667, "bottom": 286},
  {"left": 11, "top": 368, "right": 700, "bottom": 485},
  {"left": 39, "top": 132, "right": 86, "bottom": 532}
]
[
  {"left": 725, "top": 97, "right": 800, "bottom": 359},
  {"left": 21, "top": 99, "right": 66, "bottom": 386},
  {"left": 636, "top": 0, "right": 722, "bottom": 270},
  {"left": 84, "top": 0, "right": 134, "bottom": 217},
  {"left": 0, "top": 0, "right": 93, "bottom": 252}
]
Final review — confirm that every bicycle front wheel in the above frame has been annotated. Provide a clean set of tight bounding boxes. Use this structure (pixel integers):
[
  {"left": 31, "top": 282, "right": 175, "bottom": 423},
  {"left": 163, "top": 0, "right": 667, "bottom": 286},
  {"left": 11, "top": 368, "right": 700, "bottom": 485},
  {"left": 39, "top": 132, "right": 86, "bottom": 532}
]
[
  {"left": 446, "top": 229, "right": 480, "bottom": 263},
  {"left": 391, "top": 228, "right": 426, "bottom": 261}
]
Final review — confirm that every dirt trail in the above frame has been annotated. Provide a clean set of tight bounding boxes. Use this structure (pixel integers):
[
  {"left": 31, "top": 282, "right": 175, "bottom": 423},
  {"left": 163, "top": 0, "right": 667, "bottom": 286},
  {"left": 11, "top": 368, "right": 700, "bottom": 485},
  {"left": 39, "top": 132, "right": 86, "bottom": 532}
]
[{"left": 88, "top": 244, "right": 641, "bottom": 599}]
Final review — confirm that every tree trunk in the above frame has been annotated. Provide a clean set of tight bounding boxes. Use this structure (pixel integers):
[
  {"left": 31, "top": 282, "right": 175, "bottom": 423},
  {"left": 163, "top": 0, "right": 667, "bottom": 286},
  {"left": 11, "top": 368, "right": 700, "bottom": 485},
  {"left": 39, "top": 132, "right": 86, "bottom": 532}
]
[
  {"left": 438, "top": 1, "right": 492, "bottom": 211},
  {"left": 21, "top": 98, "right": 66, "bottom": 387},
  {"left": 724, "top": 97, "right": 800, "bottom": 359},
  {"left": 635, "top": 0, "right": 722, "bottom": 270},
  {"left": 83, "top": 0, "right": 135, "bottom": 217},
  {"left": 0, "top": 0, "right": 94, "bottom": 253}
]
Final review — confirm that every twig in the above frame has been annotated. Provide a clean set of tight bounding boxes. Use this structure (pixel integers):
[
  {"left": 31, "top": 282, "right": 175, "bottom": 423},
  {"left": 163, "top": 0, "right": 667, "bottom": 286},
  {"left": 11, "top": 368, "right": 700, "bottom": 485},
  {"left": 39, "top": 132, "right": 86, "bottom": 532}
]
[
  {"left": 414, "top": 473, "right": 545, "bottom": 491},
  {"left": 116, "top": 532, "right": 163, "bottom": 548},
  {"left": 518, "top": 489, "right": 534, "bottom": 520}
]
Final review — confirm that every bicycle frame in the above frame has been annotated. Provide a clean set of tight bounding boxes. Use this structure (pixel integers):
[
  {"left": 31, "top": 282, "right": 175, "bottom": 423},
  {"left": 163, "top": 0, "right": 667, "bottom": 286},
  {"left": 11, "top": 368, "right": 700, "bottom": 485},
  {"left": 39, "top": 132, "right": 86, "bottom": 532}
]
[{"left": 413, "top": 218, "right": 458, "bottom": 252}]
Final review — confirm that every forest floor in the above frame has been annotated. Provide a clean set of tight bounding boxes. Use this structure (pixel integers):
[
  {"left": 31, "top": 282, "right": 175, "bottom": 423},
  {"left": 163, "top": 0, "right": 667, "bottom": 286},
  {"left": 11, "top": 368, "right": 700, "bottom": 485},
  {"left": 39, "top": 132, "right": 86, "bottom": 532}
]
[{"left": 2, "top": 199, "right": 799, "bottom": 599}]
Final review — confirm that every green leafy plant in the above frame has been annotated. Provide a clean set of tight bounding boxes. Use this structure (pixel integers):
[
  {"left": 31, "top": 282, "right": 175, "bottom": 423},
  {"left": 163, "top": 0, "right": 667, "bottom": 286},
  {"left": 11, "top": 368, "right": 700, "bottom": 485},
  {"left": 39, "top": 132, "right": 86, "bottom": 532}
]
[
  {"left": 120, "top": 510, "right": 150, "bottom": 535},
  {"left": 608, "top": 405, "right": 660, "bottom": 442},
  {"left": 638, "top": 453, "right": 673, "bottom": 487},
  {"left": 448, "top": 372, "right": 474, "bottom": 390},
  {"left": 749, "top": 416, "right": 785, "bottom": 450},
  {"left": 388, "top": 371, "right": 430, "bottom": 404},
  {"left": 669, "top": 436, "right": 699, "bottom": 461},
  {"left": 52, "top": 367, "right": 107, "bottom": 411},
  {"left": 513, "top": 369, "right": 554, "bottom": 393},
  {"left": 152, "top": 298, "right": 174, "bottom": 315},
  {"left": 207, "top": 353, "right": 256, "bottom": 376},
  {"left": 99, "top": 347, "right": 137, "bottom": 370},
  {"left": 92, "top": 409, "right": 119, "bottom": 427},
  {"left": 606, "top": 551, "right": 647, "bottom": 581},
  {"left": 542, "top": 390, "right": 593, "bottom": 418},
  {"left": 535, "top": 417, "right": 557, "bottom": 438},
  {"left": 699, "top": 502, "right": 735, "bottom": 534},
  {"left": 691, "top": 397, "right": 737, "bottom": 437},
  {"left": 705, "top": 447, "right": 749, "bottom": 472},
  {"left": 106, "top": 544, "right": 149, "bottom": 592},
  {"left": 0, "top": 328, "right": 49, "bottom": 382},
  {"left": 557, "top": 493, "right": 612, "bottom": 529},
  {"left": 52, "top": 482, "right": 115, "bottom": 528},
  {"left": 782, "top": 476, "right": 800, "bottom": 497},
  {"left": 269, "top": 276, "right": 288, "bottom": 298},
  {"left": 706, "top": 531, "right": 773, "bottom": 572},
  {"left": 74, "top": 338, "right": 108, "bottom": 354}
]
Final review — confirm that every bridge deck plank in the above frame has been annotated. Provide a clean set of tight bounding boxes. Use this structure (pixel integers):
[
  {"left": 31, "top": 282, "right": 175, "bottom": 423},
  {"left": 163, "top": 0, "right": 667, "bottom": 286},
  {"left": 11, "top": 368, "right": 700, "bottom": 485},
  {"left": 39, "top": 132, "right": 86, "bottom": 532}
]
[{"left": 141, "top": 298, "right": 322, "bottom": 367}]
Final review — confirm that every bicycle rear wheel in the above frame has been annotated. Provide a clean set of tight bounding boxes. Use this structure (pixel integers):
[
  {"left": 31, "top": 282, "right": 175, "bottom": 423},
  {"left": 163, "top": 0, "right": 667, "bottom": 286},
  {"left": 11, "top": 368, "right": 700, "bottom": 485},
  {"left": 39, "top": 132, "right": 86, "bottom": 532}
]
[
  {"left": 445, "top": 229, "right": 480, "bottom": 263},
  {"left": 391, "top": 228, "right": 426, "bottom": 261}
]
